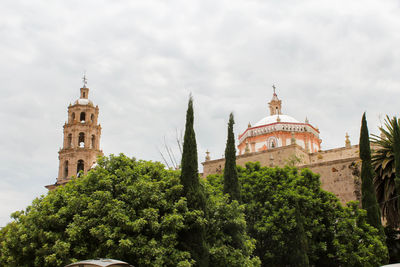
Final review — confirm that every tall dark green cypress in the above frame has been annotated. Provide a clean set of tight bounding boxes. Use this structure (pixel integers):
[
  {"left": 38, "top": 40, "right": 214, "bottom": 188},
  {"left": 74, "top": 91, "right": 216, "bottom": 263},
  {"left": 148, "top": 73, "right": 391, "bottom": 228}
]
[
  {"left": 223, "top": 113, "right": 241, "bottom": 202},
  {"left": 288, "top": 201, "right": 309, "bottom": 267},
  {"left": 360, "top": 112, "right": 383, "bottom": 233},
  {"left": 179, "top": 96, "right": 209, "bottom": 266},
  {"left": 392, "top": 117, "right": 400, "bottom": 213}
]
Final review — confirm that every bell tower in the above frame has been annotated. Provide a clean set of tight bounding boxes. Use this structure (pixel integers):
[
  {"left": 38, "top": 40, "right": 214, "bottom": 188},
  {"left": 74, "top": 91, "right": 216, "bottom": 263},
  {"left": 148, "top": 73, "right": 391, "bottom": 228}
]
[
  {"left": 268, "top": 85, "right": 282, "bottom": 115},
  {"left": 46, "top": 76, "right": 103, "bottom": 190}
]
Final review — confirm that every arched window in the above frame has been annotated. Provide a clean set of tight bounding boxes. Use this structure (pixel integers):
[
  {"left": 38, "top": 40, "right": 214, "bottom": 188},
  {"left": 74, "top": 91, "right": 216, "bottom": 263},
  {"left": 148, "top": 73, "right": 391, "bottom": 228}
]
[
  {"left": 80, "top": 112, "right": 86, "bottom": 122},
  {"left": 91, "top": 135, "right": 95, "bottom": 149},
  {"left": 63, "top": 161, "right": 69, "bottom": 178},
  {"left": 83, "top": 92, "right": 86, "bottom": 98},
  {"left": 267, "top": 137, "right": 278, "bottom": 149},
  {"left": 71, "top": 112, "right": 75, "bottom": 122},
  {"left": 67, "top": 134, "right": 72, "bottom": 148},
  {"left": 79, "top": 132, "right": 85, "bottom": 148},
  {"left": 77, "top": 160, "right": 84, "bottom": 175},
  {"left": 90, "top": 114, "right": 94, "bottom": 123}
]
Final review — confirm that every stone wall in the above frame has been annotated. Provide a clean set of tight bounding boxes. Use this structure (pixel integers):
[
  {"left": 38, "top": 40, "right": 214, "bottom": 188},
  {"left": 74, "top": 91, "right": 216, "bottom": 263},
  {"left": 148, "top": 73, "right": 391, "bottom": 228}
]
[
  {"left": 309, "top": 145, "right": 359, "bottom": 164},
  {"left": 304, "top": 157, "right": 361, "bottom": 204},
  {"left": 203, "top": 144, "right": 308, "bottom": 177}
]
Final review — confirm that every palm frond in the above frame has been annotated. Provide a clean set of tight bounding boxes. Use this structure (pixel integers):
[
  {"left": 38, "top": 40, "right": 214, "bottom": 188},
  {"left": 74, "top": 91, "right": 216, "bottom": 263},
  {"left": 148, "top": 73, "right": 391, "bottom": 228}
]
[{"left": 371, "top": 115, "right": 400, "bottom": 227}]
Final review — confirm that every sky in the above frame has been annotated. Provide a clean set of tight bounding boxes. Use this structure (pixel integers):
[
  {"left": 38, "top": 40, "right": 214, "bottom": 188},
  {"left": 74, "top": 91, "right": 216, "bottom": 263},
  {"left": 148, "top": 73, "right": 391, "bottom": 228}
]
[{"left": 1, "top": 0, "right": 400, "bottom": 226}]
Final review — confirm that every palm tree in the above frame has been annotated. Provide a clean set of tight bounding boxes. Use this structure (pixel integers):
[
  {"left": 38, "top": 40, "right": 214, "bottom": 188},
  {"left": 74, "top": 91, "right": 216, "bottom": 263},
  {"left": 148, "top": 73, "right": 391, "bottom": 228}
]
[{"left": 371, "top": 116, "right": 400, "bottom": 227}]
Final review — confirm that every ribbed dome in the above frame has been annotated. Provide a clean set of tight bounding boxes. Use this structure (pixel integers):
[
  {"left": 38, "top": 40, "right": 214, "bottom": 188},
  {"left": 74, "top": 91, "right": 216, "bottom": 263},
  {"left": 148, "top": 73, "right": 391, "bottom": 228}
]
[{"left": 253, "top": 114, "right": 299, "bottom": 127}]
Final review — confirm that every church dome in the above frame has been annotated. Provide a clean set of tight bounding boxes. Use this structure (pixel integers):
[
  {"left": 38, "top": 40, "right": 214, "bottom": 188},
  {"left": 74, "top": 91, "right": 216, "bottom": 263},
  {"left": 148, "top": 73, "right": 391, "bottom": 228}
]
[
  {"left": 253, "top": 114, "right": 299, "bottom": 127},
  {"left": 74, "top": 98, "right": 94, "bottom": 106}
]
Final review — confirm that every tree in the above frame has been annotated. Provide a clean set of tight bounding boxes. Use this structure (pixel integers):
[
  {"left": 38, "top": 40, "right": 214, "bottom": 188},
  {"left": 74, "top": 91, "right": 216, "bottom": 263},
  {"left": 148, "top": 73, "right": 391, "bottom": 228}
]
[
  {"left": 0, "top": 154, "right": 259, "bottom": 267},
  {"left": 371, "top": 116, "right": 400, "bottom": 227},
  {"left": 392, "top": 117, "right": 400, "bottom": 218},
  {"left": 179, "top": 96, "right": 209, "bottom": 266},
  {"left": 207, "top": 163, "right": 388, "bottom": 267},
  {"left": 359, "top": 112, "right": 383, "bottom": 233},
  {"left": 223, "top": 113, "right": 241, "bottom": 202}
]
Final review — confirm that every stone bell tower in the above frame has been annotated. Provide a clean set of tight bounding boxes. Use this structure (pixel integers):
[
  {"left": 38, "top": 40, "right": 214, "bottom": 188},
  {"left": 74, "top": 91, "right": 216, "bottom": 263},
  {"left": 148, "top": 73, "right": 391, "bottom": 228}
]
[
  {"left": 46, "top": 76, "right": 103, "bottom": 190},
  {"left": 268, "top": 85, "right": 282, "bottom": 115}
]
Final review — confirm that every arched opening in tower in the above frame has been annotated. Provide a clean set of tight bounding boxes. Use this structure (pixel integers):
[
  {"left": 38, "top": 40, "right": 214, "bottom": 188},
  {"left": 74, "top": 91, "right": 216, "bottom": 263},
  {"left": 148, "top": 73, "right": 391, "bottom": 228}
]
[
  {"left": 77, "top": 160, "right": 84, "bottom": 175},
  {"left": 71, "top": 112, "right": 75, "bottom": 122},
  {"left": 67, "top": 134, "right": 72, "bottom": 148},
  {"left": 79, "top": 132, "right": 85, "bottom": 148},
  {"left": 64, "top": 161, "right": 68, "bottom": 178},
  {"left": 80, "top": 112, "right": 86, "bottom": 122},
  {"left": 90, "top": 114, "right": 94, "bottom": 123},
  {"left": 91, "top": 135, "right": 95, "bottom": 149}
]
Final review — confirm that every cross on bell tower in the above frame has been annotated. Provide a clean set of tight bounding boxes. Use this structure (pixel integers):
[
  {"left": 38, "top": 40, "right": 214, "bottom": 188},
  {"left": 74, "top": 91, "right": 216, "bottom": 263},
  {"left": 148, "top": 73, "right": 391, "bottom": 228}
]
[
  {"left": 268, "top": 84, "right": 282, "bottom": 115},
  {"left": 46, "top": 77, "right": 103, "bottom": 190}
]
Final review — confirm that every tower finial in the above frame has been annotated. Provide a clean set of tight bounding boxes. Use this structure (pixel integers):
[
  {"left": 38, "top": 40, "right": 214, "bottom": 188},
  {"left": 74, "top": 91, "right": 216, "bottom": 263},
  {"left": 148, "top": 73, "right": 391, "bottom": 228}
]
[
  {"left": 269, "top": 84, "right": 281, "bottom": 115},
  {"left": 345, "top": 132, "right": 351, "bottom": 148},
  {"left": 82, "top": 72, "right": 88, "bottom": 88}
]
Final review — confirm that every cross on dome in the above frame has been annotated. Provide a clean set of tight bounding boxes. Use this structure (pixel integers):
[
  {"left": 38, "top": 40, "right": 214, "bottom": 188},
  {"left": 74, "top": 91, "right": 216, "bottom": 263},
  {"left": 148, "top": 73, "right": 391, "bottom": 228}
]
[{"left": 82, "top": 73, "right": 88, "bottom": 88}]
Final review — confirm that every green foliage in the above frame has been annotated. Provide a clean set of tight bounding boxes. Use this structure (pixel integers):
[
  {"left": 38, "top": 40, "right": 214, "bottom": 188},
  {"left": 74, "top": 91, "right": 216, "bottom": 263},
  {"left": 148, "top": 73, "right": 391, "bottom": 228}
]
[
  {"left": 180, "top": 96, "right": 205, "bottom": 210},
  {"left": 385, "top": 226, "right": 400, "bottom": 263},
  {"left": 207, "top": 163, "right": 388, "bottom": 267},
  {"left": 0, "top": 154, "right": 258, "bottom": 267},
  {"left": 359, "top": 113, "right": 383, "bottom": 234},
  {"left": 204, "top": 183, "right": 260, "bottom": 267},
  {"left": 179, "top": 96, "right": 208, "bottom": 266},
  {"left": 223, "top": 113, "right": 241, "bottom": 202},
  {"left": 371, "top": 115, "right": 400, "bottom": 227}
]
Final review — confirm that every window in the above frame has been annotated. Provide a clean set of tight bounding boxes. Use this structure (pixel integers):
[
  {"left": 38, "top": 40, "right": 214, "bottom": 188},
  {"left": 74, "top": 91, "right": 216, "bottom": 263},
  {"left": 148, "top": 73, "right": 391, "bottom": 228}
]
[
  {"left": 78, "top": 132, "right": 85, "bottom": 148},
  {"left": 77, "top": 160, "right": 84, "bottom": 175},
  {"left": 267, "top": 136, "right": 278, "bottom": 149},
  {"left": 91, "top": 135, "right": 95, "bottom": 149},
  {"left": 71, "top": 112, "right": 75, "bottom": 122},
  {"left": 63, "top": 161, "right": 68, "bottom": 178},
  {"left": 80, "top": 112, "right": 86, "bottom": 122},
  {"left": 90, "top": 114, "right": 94, "bottom": 123},
  {"left": 67, "top": 134, "right": 72, "bottom": 148},
  {"left": 83, "top": 92, "right": 86, "bottom": 98}
]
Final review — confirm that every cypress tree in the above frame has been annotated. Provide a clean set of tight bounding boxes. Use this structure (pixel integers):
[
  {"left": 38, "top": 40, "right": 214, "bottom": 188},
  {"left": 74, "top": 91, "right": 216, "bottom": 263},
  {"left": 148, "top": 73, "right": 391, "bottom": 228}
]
[
  {"left": 359, "top": 112, "right": 383, "bottom": 232},
  {"left": 223, "top": 112, "right": 241, "bottom": 202},
  {"left": 392, "top": 117, "right": 400, "bottom": 213},
  {"left": 179, "top": 96, "right": 209, "bottom": 266},
  {"left": 288, "top": 201, "right": 309, "bottom": 267}
]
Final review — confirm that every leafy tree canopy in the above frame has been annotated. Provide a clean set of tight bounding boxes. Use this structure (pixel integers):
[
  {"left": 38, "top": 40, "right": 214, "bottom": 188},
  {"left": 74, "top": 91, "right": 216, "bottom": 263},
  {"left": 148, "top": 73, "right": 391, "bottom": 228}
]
[
  {"left": 207, "top": 162, "right": 388, "bottom": 267},
  {"left": 0, "top": 154, "right": 259, "bottom": 267}
]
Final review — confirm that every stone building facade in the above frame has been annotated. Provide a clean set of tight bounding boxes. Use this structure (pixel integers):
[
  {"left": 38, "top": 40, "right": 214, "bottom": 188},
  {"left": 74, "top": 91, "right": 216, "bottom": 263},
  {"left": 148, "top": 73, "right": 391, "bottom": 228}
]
[
  {"left": 203, "top": 89, "right": 361, "bottom": 204},
  {"left": 46, "top": 83, "right": 103, "bottom": 190}
]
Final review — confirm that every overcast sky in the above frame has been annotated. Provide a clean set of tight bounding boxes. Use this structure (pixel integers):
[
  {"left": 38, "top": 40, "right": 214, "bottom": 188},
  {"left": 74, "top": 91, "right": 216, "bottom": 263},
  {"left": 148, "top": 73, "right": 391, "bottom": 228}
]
[{"left": 1, "top": 0, "right": 400, "bottom": 226}]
